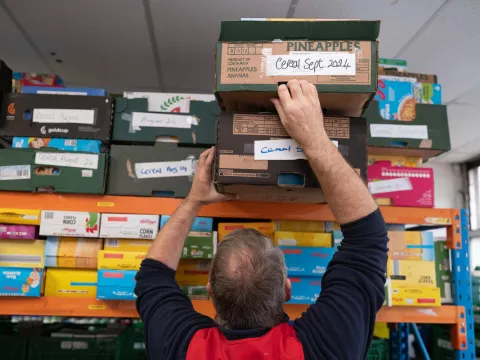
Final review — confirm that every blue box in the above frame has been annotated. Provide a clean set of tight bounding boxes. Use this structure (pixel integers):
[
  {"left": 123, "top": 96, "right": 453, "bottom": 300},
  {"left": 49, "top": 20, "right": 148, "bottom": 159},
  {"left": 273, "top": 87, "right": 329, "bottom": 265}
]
[
  {"left": 0, "top": 267, "right": 43, "bottom": 297},
  {"left": 375, "top": 80, "right": 442, "bottom": 120},
  {"left": 12, "top": 137, "right": 102, "bottom": 153},
  {"left": 288, "top": 276, "right": 322, "bottom": 304},
  {"left": 280, "top": 247, "right": 335, "bottom": 277},
  {"left": 97, "top": 269, "right": 136, "bottom": 300},
  {"left": 21, "top": 86, "right": 107, "bottom": 96},
  {"left": 160, "top": 215, "right": 213, "bottom": 231}
]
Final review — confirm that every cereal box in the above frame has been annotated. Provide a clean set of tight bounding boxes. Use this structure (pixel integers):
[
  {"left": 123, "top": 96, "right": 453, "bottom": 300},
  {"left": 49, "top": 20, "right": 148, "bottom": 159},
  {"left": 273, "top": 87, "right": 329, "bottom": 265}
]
[
  {"left": 160, "top": 215, "right": 213, "bottom": 232},
  {"left": 385, "top": 279, "right": 440, "bottom": 307},
  {"left": 97, "top": 269, "right": 136, "bottom": 300},
  {"left": 45, "top": 268, "right": 97, "bottom": 298},
  {"left": 103, "top": 239, "right": 152, "bottom": 252},
  {"left": 274, "top": 220, "right": 336, "bottom": 232},
  {"left": 40, "top": 211, "right": 100, "bottom": 237},
  {"left": 388, "top": 231, "right": 434, "bottom": 261},
  {"left": 176, "top": 260, "right": 210, "bottom": 285},
  {"left": 99, "top": 214, "right": 159, "bottom": 240},
  {"left": 280, "top": 247, "right": 335, "bottom": 277},
  {"left": 0, "top": 224, "right": 37, "bottom": 240},
  {"left": 218, "top": 222, "right": 274, "bottom": 242},
  {"left": 387, "top": 259, "right": 436, "bottom": 287},
  {"left": 183, "top": 232, "right": 217, "bottom": 259},
  {"left": 44, "top": 237, "right": 103, "bottom": 269},
  {"left": 288, "top": 277, "right": 322, "bottom": 304},
  {"left": 0, "top": 267, "right": 43, "bottom": 297},
  {"left": 97, "top": 250, "right": 146, "bottom": 270},
  {"left": 0, "top": 208, "right": 41, "bottom": 225},
  {"left": 274, "top": 231, "right": 332, "bottom": 247},
  {"left": 0, "top": 240, "right": 46, "bottom": 268}
]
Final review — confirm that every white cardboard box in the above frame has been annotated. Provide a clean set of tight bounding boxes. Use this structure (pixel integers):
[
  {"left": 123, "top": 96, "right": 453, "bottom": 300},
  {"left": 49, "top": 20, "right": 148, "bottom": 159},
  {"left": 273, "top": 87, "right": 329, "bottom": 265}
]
[
  {"left": 100, "top": 214, "right": 159, "bottom": 239},
  {"left": 40, "top": 211, "right": 100, "bottom": 237}
]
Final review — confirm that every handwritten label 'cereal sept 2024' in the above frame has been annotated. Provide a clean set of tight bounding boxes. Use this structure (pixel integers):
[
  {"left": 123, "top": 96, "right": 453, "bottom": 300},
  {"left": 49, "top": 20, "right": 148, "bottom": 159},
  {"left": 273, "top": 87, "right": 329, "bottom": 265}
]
[
  {"left": 266, "top": 52, "right": 356, "bottom": 77},
  {"left": 135, "top": 160, "right": 193, "bottom": 179},
  {"left": 35, "top": 152, "right": 99, "bottom": 170}
]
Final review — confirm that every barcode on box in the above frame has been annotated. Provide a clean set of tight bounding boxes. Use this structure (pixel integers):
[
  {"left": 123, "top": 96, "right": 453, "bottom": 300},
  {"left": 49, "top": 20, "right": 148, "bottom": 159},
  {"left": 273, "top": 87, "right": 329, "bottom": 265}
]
[
  {"left": 43, "top": 211, "right": 55, "bottom": 220},
  {"left": 64, "top": 140, "right": 77, "bottom": 146},
  {"left": 106, "top": 239, "right": 119, "bottom": 247},
  {"left": 17, "top": 169, "right": 29, "bottom": 177}
]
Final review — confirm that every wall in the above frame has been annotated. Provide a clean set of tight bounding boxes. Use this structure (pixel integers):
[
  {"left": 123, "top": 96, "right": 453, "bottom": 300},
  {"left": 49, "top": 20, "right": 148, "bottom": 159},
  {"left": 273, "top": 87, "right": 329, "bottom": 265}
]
[{"left": 428, "top": 162, "right": 466, "bottom": 209}]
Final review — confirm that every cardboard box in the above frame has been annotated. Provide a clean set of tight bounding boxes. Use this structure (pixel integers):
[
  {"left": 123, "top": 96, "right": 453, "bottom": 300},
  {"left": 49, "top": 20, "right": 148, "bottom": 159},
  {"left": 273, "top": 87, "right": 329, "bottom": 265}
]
[
  {"left": 435, "top": 240, "right": 452, "bottom": 303},
  {"left": 0, "top": 208, "right": 41, "bottom": 225},
  {"left": 0, "top": 224, "right": 37, "bottom": 240},
  {"left": 214, "top": 113, "right": 367, "bottom": 203},
  {"left": 0, "top": 93, "right": 112, "bottom": 140},
  {"left": 388, "top": 231, "right": 434, "bottom": 261},
  {"left": 378, "top": 68, "right": 437, "bottom": 84},
  {"left": 288, "top": 277, "right": 322, "bottom": 304},
  {"left": 378, "top": 58, "right": 407, "bottom": 71},
  {"left": 107, "top": 143, "right": 207, "bottom": 197},
  {"left": 103, "top": 239, "right": 152, "bottom": 252},
  {"left": 368, "top": 155, "right": 422, "bottom": 168},
  {"left": 182, "top": 232, "right": 217, "bottom": 259},
  {"left": 0, "top": 267, "right": 42, "bottom": 297},
  {"left": 215, "top": 20, "right": 379, "bottom": 117},
  {"left": 274, "top": 220, "right": 335, "bottom": 232},
  {"left": 160, "top": 215, "right": 213, "bottom": 232},
  {"left": 274, "top": 231, "right": 332, "bottom": 247},
  {"left": 385, "top": 279, "right": 441, "bottom": 306},
  {"left": 13, "top": 72, "right": 64, "bottom": 91},
  {"left": 97, "top": 269, "right": 136, "bottom": 300},
  {"left": 112, "top": 97, "right": 219, "bottom": 145},
  {"left": 181, "top": 285, "right": 209, "bottom": 300},
  {"left": 97, "top": 250, "right": 145, "bottom": 270},
  {"left": 99, "top": 214, "right": 159, "bottom": 240},
  {"left": 123, "top": 92, "right": 215, "bottom": 113},
  {"left": 176, "top": 259, "right": 210, "bottom": 285},
  {"left": 332, "top": 230, "right": 343, "bottom": 249},
  {"left": 0, "top": 240, "right": 46, "bottom": 268},
  {"left": 368, "top": 161, "right": 434, "bottom": 207},
  {"left": 365, "top": 101, "right": 451, "bottom": 159},
  {"left": 21, "top": 86, "right": 107, "bottom": 96},
  {"left": 387, "top": 259, "right": 436, "bottom": 287},
  {"left": 44, "top": 237, "right": 103, "bottom": 269},
  {"left": 0, "top": 149, "right": 107, "bottom": 194},
  {"left": 218, "top": 222, "right": 274, "bottom": 242},
  {"left": 280, "top": 247, "right": 335, "bottom": 277},
  {"left": 40, "top": 211, "right": 100, "bottom": 237},
  {"left": 12, "top": 137, "right": 102, "bottom": 153},
  {"left": 45, "top": 268, "right": 97, "bottom": 298}
]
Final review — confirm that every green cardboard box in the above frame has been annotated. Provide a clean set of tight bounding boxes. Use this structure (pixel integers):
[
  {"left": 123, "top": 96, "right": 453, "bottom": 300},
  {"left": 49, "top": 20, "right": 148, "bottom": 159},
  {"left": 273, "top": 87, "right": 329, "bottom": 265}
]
[
  {"left": 435, "top": 240, "right": 452, "bottom": 303},
  {"left": 112, "top": 97, "right": 219, "bottom": 145},
  {"left": 107, "top": 143, "right": 208, "bottom": 197},
  {"left": 0, "top": 148, "right": 106, "bottom": 194},
  {"left": 215, "top": 20, "right": 380, "bottom": 117},
  {"left": 181, "top": 285, "right": 210, "bottom": 300},
  {"left": 182, "top": 231, "right": 217, "bottom": 259},
  {"left": 365, "top": 101, "right": 451, "bottom": 160}
]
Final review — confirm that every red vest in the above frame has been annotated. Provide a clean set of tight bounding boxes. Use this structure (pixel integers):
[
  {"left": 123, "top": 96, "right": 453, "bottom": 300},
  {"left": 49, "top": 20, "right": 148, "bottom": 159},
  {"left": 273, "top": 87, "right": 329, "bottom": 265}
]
[{"left": 186, "top": 323, "right": 304, "bottom": 360}]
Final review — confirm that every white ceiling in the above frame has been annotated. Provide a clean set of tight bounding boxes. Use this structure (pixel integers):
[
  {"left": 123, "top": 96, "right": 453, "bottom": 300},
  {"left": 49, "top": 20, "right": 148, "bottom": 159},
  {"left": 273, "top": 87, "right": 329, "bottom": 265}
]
[{"left": 0, "top": 0, "right": 479, "bottom": 163}]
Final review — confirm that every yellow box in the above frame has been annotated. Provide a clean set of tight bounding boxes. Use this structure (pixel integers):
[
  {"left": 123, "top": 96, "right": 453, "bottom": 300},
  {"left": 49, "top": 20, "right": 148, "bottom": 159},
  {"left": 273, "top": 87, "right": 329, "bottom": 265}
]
[
  {"left": 0, "top": 208, "right": 41, "bottom": 225},
  {"left": 274, "top": 220, "right": 337, "bottom": 232},
  {"left": 386, "top": 279, "right": 441, "bottom": 306},
  {"left": 387, "top": 259, "right": 436, "bottom": 287},
  {"left": 103, "top": 239, "right": 152, "bottom": 252},
  {"left": 218, "top": 222, "right": 274, "bottom": 242},
  {"left": 388, "top": 231, "right": 434, "bottom": 261},
  {"left": 274, "top": 231, "right": 332, "bottom": 247},
  {"left": 368, "top": 155, "right": 423, "bottom": 168},
  {"left": 0, "top": 240, "right": 46, "bottom": 268},
  {"left": 45, "top": 237, "right": 103, "bottom": 269},
  {"left": 45, "top": 268, "right": 97, "bottom": 298},
  {"left": 176, "top": 259, "right": 210, "bottom": 285},
  {"left": 97, "top": 250, "right": 145, "bottom": 270}
]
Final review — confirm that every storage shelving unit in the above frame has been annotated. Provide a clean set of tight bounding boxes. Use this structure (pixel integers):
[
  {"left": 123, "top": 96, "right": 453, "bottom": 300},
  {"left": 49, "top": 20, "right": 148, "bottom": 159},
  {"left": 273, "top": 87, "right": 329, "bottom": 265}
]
[{"left": 0, "top": 193, "right": 475, "bottom": 358}]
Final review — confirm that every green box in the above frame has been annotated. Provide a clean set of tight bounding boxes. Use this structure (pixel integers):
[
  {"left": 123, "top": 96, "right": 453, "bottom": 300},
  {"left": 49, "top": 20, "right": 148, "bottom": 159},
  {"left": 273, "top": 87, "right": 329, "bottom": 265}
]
[
  {"left": 365, "top": 101, "right": 451, "bottom": 160},
  {"left": 215, "top": 20, "right": 380, "bottom": 117},
  {"left": 181, "top": 285, "right": 210, "bottom": 300},
  {"left": 182, "top": 231, "right": 217, "bottom": 259},
  {"left": 435, "top": 240, "right": 452, "bottom": 303},
  {"left": 0, "top": 149, "right": 107, "bottom": 194},
  {"left": 113, "top": 97, "right": 219, "bottom": 145}
]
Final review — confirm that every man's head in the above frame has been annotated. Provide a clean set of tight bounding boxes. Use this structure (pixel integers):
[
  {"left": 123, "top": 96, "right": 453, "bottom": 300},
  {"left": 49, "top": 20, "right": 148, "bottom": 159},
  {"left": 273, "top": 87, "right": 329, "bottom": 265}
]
[{"left": 207, "top": 229, "right": 291, "bottom": 330}]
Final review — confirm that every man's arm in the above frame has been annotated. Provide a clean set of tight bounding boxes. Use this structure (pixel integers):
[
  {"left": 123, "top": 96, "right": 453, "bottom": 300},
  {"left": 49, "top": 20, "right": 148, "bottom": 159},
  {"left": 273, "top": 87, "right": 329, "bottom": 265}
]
[
  {"left": 273, "top": 80, "right": 388, "bottom": 359},
  {"left": 135, "top": 147, "right": 233, "bottom": 360}
]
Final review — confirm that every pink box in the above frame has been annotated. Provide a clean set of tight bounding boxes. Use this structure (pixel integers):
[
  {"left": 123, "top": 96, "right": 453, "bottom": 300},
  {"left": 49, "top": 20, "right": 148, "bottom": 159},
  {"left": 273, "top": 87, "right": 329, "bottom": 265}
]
[
  {"left": 368, "top": 161, "right": 434, "bottom": 208},
  {"left": 0, "top": 224, "right": 37, "bottom": 240}
]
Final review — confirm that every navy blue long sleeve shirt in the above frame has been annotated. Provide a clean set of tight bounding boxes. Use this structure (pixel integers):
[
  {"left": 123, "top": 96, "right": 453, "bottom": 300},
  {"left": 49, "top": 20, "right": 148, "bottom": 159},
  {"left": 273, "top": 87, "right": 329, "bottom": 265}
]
[{"left": 135, "top": 209, "right": 388, "bottom": 360}]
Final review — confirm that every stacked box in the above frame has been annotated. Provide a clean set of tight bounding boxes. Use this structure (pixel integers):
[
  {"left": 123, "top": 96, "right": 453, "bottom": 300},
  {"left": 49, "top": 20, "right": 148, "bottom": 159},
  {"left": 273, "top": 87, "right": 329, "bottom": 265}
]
[
  {"left": 99, "top": 214, "right": 159, "bottom": 239},
  {"left": 97, "top": 269, "right": 137, "bottom": 300},
  {"left": 44, "top": 268, "right": 97, "bottom": 298},
  {"left": 273, "top": 231, "right": 332, "bottom": 247},
  {"left": 274, "top": 220, "right": 336, "bottom": 233},
  {"left": 0, "top": 208, "right": 41, "bottom": 225},
  {"left": 0, "top": 224, "right": 37, "bottom": 240},
  {"left": 44, "top": 237, "right": 103, "bottom": 269},
  {"left": 0, "top": 240, "right": 46, "bottom": 268},
  {"left": 218, "top": 222, "right": 274, "bottom": 242},
  {"left": 160, "top": 215, "right": 213, "bottom": 232},
  {"left": 103, "top": 239, "right": 152, "bottom": 252},
  {"left": 288, "top": 277, "right": 322, "bottom": 304},
  {"left": 97, "top": 250, "right": 145, "bottom": 270},
  {"left": 12, "top": 72, "right": 64, "bottom": 92},
  {"left": 435, "top": 240, "right": 452, "bottom": 303},
  {"left": 39, "top": 211, "right": 100, "bottom": 237},
  {"left": 182, "top": 232, "right": 217, "bottom": 260},
  {"left": 0, "top": 267, "right": 43, "bottom": 297},
  {"left": 12, "top": 137, "right": 103, "bottom": 153}
]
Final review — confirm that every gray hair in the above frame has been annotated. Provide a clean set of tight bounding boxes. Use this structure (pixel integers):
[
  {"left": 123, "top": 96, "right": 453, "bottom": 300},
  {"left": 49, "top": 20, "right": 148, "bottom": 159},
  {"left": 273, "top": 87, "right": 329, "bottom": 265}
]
[{"left": 209, "top": 228, "right": 287, "bottom": 329}]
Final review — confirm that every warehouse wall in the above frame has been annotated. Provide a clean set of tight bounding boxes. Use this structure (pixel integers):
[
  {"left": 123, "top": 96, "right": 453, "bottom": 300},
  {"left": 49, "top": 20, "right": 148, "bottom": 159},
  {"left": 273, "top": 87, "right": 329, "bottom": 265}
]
[{"left": 429, "top": 162, "right": 466, "bottom": 209}]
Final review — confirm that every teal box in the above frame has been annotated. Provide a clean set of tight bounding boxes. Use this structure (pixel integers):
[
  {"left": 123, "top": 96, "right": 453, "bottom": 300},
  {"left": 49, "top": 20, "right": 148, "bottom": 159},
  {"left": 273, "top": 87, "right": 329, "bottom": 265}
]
[
  {"left": 160, "top": 215, "right": 213, "bottom": 231},
  {"left": 332, "top": 230, "right": 343, "bottom": 249},
  {"left": 12, "top": 137, "right": 102, "bottom": 153},
  {"left": 280, "top": 247, "right": 335, "bottom": 277},
  {"left": 96, "top": 269, "right": 136, "bottom": 300},
  {"left": 0, "top": 267, "right": 43, "bottom": 297},
  {"left": 288, "top": 276, "right": 322, "bottom": 304}
]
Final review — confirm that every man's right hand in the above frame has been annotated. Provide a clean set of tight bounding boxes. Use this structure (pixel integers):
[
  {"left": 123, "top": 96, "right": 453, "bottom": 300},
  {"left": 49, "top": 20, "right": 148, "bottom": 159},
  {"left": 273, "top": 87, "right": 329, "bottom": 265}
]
[{"left": 271, "top": 79, "right": 329, "bottom": 155}]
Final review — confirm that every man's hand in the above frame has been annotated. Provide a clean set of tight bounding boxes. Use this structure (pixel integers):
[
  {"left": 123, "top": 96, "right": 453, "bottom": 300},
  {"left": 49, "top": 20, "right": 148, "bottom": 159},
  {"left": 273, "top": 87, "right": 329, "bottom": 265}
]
[
  {"left": 186, "top": 147, "right": 235, "bottom": 206},
  {"left": 271, "top": 79, "right": 328, "bottom": 155}
]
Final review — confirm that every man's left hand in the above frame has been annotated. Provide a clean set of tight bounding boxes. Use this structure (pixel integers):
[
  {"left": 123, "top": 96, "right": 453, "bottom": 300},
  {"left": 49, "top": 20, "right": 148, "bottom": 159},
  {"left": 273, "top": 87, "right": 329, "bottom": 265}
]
[{"left": 186, "top": 147, "right": 236, "bottom": 206}]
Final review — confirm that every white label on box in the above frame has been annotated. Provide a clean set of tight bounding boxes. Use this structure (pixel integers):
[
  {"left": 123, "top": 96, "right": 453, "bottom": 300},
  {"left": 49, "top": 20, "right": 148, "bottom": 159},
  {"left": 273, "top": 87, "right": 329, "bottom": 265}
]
[
  {"left": 131, "top": 112, "right": 193, "bottom": 130},
  {"left": 266, "top": 52, "right": 356, "bottom": 76},
  {"left": 39, "top": 210, "right": 100, "bottom": 237},
  {"left": 135, "top": 160, "right": 193, "bottom": 179},
  {"left": 0, "top": 165, "right": 30, "bottom": 180},
  {"left": 99, "top": 214, "right": 159, "bottom": 239},
  {"left": 32, "top": 109, "right": 95, "bottom": 125},
  {"left": 254, "top": 139, "right": 338, "bottom": 160},
  {"left": 35, "top": 152, "right": 99, "bottom": 170},
  {"left": 81, "top": 169, "right": 93, "bottom": 177},
  {"left": 368, "top": 178, "right": 413, "bottom": 195},
  {"left": 370, "top": 124, "right": 428, "bottom": 139}
]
